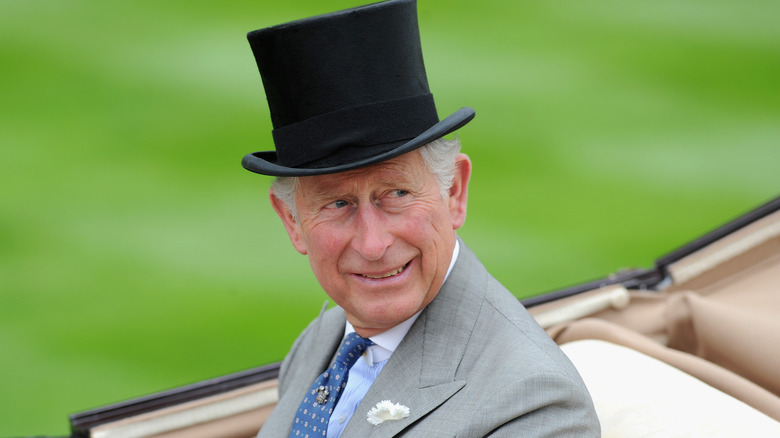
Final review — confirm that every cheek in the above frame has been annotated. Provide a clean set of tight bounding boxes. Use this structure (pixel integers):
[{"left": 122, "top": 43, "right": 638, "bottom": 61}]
[
  {"left": 302, "top": 219, "right": 345, "bottom": 251},
  {"left": 403, "top": 203, "right": 454, "bottom": 237},
  {"left": 397, "top": 207, "right": 456, "bottom": 272},
  {"left": 303, "top": 226, "right": 349, "bottom": 274}
]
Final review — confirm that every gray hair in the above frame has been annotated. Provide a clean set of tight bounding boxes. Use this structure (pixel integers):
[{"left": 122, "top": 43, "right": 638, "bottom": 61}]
[{"left": 272, "top": 137, "right": 462, "bottom": 221}]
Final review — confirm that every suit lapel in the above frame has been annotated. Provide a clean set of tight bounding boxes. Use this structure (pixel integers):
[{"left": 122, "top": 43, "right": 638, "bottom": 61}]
[
  {"left": 302, "top": 305, "right": 347, "bottom": 381},
  {"left": 343, "top": 239, "right": 487, "bottom": 436},
  {"left": 270, "top": 304, "right": 346, "bottom": 435}
]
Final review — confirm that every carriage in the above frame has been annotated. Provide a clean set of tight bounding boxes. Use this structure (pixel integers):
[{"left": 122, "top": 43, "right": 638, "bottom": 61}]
[{"left": 65, "top": 195, "right": 780, "bottom": 437}]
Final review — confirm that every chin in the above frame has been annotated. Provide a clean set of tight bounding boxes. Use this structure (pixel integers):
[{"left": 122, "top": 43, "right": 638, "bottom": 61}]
[{"left": 354, "top": 300, "right": 421, "bottom": 328}]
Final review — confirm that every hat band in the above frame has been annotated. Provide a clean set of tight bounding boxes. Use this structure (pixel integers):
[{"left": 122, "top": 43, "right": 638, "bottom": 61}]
[{"left": 272, "top": 93, "right": 439, "bottom": 168}]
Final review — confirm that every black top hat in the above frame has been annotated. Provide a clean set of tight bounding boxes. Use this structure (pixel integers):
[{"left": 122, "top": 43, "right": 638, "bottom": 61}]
[{"left": 241, "top": 0, "right": 475, "bottom": 177}]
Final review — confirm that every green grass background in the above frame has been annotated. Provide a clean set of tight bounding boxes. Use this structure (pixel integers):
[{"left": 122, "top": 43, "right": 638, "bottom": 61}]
[{"left": 1, "top": 0, "right": 778, "bottom": 435}]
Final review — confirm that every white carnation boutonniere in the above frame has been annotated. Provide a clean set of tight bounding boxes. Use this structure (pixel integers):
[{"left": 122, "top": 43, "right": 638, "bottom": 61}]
[{"left": 366, "top": 400, "right": 410, "bottom": 426}]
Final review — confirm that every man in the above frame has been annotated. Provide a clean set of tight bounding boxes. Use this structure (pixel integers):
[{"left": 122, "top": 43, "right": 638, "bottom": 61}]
[{"left": 241, "top": 0, "right": 600, "bottom": 436}]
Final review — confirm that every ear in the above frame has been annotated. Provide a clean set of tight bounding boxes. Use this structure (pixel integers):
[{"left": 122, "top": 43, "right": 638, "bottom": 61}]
[
  {"left": 269, "top": 188, "right": 308, "bottom": 255},
  {"left": 448, "top": 153, "right": 472, "bottom": 230}
]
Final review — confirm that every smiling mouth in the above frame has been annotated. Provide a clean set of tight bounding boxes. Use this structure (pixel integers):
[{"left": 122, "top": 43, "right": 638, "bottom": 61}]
[{"left": 360, "top": 262, "right": 410, "bottom": 279}]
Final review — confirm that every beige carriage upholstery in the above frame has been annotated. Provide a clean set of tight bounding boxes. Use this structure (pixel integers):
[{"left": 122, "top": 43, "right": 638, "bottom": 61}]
[
  {"left": 561, "top": 340, "right": 780, "bottom": 437},
  {"left": 531, "top": 207, "right": 780, "bottom": 431},
  {"left": 86, "top": 381, "right": 276, "bottom": 438}
]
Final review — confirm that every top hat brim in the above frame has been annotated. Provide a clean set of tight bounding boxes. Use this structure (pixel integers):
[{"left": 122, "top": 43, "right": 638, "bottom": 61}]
[{"left": 241, "top": 106, "right": 475, "bottom": 177}]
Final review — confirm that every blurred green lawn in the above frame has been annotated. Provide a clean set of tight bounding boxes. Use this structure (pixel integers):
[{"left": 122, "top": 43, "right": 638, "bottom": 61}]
[{"left": 1, "top": 0, "right": 778, "bottom": 435}]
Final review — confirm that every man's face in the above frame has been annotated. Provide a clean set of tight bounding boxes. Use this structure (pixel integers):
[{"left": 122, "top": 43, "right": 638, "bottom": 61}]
[{"left": 271, "top": 150, "right": 471, "bottom": 337}]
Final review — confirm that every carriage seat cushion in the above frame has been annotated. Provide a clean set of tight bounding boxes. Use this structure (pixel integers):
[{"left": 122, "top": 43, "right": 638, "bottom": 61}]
[{"left": 560, "top": 339, "right": 780, "bottom": 437}]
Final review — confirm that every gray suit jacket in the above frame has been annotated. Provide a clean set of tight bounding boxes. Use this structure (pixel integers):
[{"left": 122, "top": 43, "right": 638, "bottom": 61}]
[{"left": 259, "top": 240, "right": 600, "bottom": 437}]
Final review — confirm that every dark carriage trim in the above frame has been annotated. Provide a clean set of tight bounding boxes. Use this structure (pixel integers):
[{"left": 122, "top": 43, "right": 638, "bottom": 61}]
[
  {"left": 69, "top": 362, "right": 280, "bottom": 436},
  {"left": 655, "top": 195, "right": 780, "bottom": 271},
  {"left": 520, "top": 267, "right": 661, "bottom": 308},
  {"left": 523, "top": 194, "right": 780, "bottom": 309}
]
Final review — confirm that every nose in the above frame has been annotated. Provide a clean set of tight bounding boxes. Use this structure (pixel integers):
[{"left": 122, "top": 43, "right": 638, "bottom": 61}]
[{"left": 351, "top": 204, "right": 391, "bottom": 261}]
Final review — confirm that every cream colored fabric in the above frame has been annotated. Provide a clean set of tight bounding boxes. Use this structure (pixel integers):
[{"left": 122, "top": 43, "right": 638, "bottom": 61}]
[
  {"left": 540, "top": 236, "right": 780, "bottom": 423},
  {"left": 90, "top": 381, "right": 277, "bottom": 438},
  {"left": 561, "top": 340, "right": 780, "bottom": 437},
  {"left": 665, "top": 289, "right": 780, "bottom": 396},
  {"left": 663, "top": 226, "right": 780, "bottom": 397},
  {"left": 549, "top": 318, "right": 780, "bottom": 422}
]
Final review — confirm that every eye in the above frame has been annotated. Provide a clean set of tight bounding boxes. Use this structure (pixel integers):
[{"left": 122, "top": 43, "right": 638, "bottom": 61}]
[
  {"left": 327, "top": 199, "right": 350, "bottom": 209},
  {"left": 380, "top": 189, "right": 411, "bottom": 209}
]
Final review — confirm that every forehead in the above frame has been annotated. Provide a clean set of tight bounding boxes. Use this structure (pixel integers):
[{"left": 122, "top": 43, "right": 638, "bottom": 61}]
[{"left": 298, "top": 151, "right": 427, "bottom": 195}]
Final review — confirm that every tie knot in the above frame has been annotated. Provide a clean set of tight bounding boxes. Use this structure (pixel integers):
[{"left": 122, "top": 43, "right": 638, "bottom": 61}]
[{"left": 335, "top": 332, "right": 373, "bottom": 368}]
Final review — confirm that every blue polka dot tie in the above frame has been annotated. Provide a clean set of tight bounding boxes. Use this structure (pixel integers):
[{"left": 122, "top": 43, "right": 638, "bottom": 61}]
[{"left": 289, "top": 332, "right": 373, "bottom": 437}]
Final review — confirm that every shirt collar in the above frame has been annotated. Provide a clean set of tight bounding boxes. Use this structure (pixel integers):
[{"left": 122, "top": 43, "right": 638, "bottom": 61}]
[{"left": 344, "top": 240, "right": 460, "bottom": 365}]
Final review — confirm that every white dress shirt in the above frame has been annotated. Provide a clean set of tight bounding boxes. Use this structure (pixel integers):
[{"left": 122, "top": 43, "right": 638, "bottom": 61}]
[{"left": 327, "top": 240, "right": 460, "bottom": 437}]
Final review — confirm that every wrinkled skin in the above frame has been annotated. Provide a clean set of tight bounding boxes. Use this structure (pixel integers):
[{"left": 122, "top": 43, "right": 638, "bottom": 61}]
[{"left": 271, "top": 150, "right": 472, "bottom": 337}]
